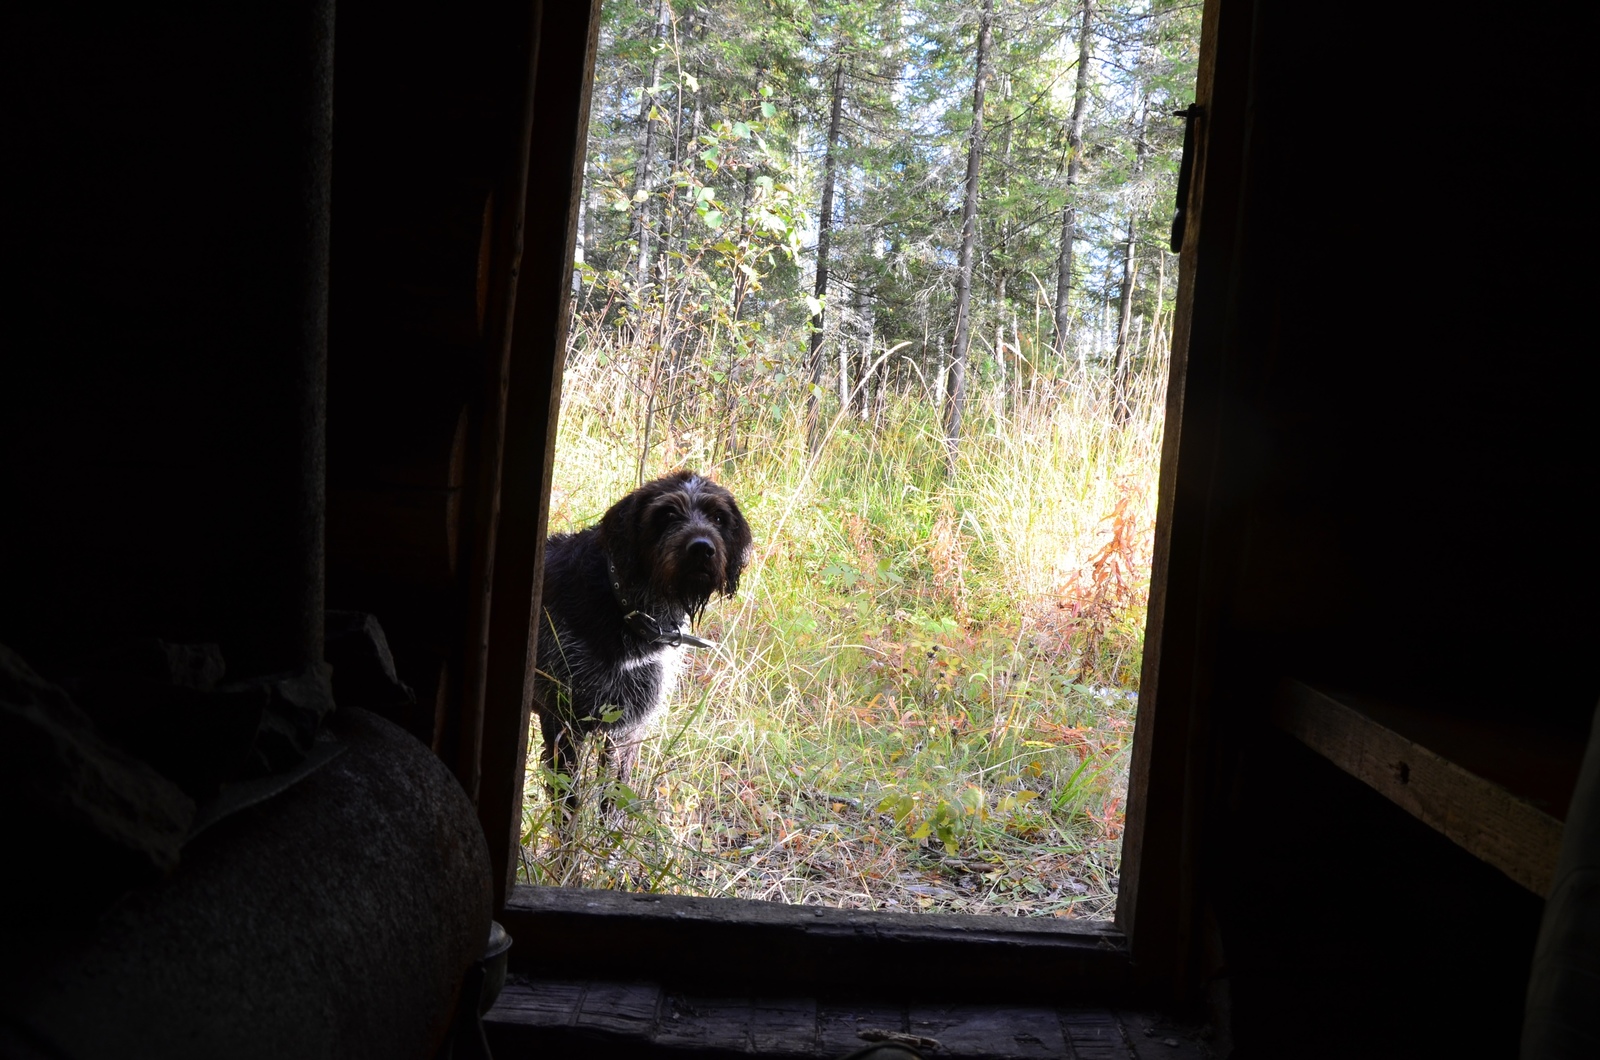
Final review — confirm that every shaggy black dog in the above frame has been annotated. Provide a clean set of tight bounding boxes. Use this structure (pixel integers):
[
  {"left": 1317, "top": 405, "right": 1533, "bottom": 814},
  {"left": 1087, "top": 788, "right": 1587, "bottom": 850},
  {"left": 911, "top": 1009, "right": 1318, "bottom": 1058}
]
[{"left": 533, "top": 470, "right": 751, "bottom": 824}]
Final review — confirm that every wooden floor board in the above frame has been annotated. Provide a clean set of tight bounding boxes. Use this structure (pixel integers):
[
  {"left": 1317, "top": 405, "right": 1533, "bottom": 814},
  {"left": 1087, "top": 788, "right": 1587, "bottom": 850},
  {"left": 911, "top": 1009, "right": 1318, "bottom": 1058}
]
[
  {"left": 1116, "top": 1011, "right": 1210, "bottom": 1060},
  {"left": 1059, "top": 1009, "right": 1131, "bottom": 1059},
  {"left": 484, "top": 978, "right": 1202, "bottom": 1059},
  {"left": 749, "top": 998, "right": 820, "bottom": 1053},
  {"left": 499, "top": 886, "right": 1130, "bottom": 1006},
  {"left": 573, "top": 980, "right": 662, "bottom": 1038},
  {"left": 909, "top": 1005, "right": 1068, "bottom": 1058},
  {"left": 484, "top": 977, "right": 584, "bottom": 1025},
  {"left": 815, "top": 1002, "right": 908, "bottom": 1056},
  {"left": 654, "top": 995, "right": 754, "bottom": 1053}
]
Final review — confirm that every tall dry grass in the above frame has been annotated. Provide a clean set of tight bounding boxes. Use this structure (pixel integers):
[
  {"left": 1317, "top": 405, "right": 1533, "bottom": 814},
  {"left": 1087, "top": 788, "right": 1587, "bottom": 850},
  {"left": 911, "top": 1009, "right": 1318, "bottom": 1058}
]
[{"left": 519, "top": 334, "right": 1167, "bottom": 920}]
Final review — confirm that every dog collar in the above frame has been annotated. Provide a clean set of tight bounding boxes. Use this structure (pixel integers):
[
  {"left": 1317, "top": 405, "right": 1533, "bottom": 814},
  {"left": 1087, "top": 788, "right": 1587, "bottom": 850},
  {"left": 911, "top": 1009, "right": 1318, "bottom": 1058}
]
[{"left": 606, "top": 557, "right": 717, "bottom": 650}]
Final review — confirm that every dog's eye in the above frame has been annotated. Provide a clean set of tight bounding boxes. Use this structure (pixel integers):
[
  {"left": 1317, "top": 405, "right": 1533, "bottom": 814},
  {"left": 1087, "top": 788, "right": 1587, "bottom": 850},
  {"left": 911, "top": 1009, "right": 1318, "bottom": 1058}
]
[{"left": 711, "top": 510, "right": 726, "bottom": 526}]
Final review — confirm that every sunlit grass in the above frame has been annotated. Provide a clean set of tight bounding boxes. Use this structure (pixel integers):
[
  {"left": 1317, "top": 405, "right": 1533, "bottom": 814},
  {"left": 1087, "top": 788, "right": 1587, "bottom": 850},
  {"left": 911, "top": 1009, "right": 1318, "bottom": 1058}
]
[{"left": 519, "top": 343, "right": 1166, "bottom": 919}]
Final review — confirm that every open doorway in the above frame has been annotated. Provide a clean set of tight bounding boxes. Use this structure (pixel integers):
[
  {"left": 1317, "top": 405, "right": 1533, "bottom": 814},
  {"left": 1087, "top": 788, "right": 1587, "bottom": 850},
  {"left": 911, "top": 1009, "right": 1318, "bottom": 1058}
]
[{"left": 520, "top": 0, "right": 1200, "bottom": 921}]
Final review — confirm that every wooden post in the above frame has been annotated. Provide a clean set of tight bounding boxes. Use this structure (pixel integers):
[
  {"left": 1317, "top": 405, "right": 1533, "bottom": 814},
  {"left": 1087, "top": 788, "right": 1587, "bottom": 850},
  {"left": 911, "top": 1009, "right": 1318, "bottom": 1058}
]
[{"left": 474, "top": 0, "right": 606, "bottom": 910}]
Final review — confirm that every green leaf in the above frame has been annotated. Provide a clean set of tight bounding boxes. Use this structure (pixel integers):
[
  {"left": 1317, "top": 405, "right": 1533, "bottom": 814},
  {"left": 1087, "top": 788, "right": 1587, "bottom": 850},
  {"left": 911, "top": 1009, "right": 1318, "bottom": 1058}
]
[
  {"left": 701, "top": 209, "right": 723, "bottom": 228},
  {"left": 761, "top": 101, "right": 777, "bottom": 118}
]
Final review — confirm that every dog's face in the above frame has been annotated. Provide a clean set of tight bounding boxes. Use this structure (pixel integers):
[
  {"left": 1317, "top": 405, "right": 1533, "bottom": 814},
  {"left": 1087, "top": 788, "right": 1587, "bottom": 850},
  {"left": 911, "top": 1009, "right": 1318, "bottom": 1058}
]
[{"left": 598, "top": 470, "right": 752, "bottom": 619}]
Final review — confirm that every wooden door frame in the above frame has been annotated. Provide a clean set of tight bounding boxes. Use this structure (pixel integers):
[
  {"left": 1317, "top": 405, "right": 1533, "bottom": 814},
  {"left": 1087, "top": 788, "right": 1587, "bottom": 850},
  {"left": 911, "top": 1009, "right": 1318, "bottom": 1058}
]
[
  {"left": 470, "top": 0, "right": 1253, "bottom": 1000},
  {"left": 467, "top": 0, "right": 603, "bottom": 910},
  {"left": 1115, "top": 0, "right": 1260, "bottom": 993}
]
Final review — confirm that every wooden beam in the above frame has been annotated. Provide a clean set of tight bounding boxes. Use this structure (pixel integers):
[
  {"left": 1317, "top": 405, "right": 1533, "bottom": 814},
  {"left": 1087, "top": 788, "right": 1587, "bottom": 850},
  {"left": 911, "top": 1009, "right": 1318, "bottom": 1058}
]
[
  {"left": 476, "top": 0, "right": 604, "bottom": 910},
  {"left": 484, "top": 978, "right": 1208, "bottom": 1059},
  {"left": 458, "top": 0, "right": 545, "bottom": 805},
  {"left": 1116, "top": 0, "right": 1260, "bottom": 994},
  {"left": 497, "top": 886, "right": 1135, "bottom": 1007},
  {"left": 1271, "top": 681, "right": 1568, "bottom": 896}
]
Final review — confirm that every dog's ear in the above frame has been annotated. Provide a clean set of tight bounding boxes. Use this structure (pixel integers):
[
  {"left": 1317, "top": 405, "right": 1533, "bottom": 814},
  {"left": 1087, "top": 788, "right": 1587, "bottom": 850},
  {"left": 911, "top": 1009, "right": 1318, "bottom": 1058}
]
[
  {"left": 720, "top": 494, "right": 753, "bottom": 597},
  {"left": 596, "top": 488, "right": 646, "bottom": 580}
]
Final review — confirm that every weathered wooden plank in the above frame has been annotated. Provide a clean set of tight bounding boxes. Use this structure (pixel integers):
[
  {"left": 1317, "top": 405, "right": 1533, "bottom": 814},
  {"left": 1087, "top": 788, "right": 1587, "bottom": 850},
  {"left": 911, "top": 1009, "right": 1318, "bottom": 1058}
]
[
  {"left": 816, "top": 1004, "right": 908, "bottom": 1056},
  {"left": 326, "top": 485, "right": 462, "bottom": 593},
  {"left": 455, "top": 0, "right": 543, "bottom": 811},
  {"left": 749, "top": 998, "right": 819, "bottom": 1053},
  {"left": 484, "top": 978, "right": 584, "bottom": 1026},
  {"left": 1060, "top": 1009, "right": 1131, "bottom": 1059},
  {"left": 1332, "top": 691, "right": 1581, "bottom": 821},
  {"left": 1115, "top": 1011, "right": 1208, "bottom": 1060},
  {"left": 475, "top": 0, "right": 605, "bottom": 909},
  {"left": 652, "top": 996, "right": 755, "bottom": 1052},
  {"left": 573, "top": 981, "right": 661, "bottom": 1039},
  {"left": 505, "top": 887, "right": 1115, "bottom": 937},
  {"left": 1271, "top": 681, "right": 1565, "bottom": 895},
  {"left": 487, "top": 978, "right": 1208, "bottom": 1059},
  {"left": 500, "top": 885, "right": 1132, "bottom": 1005},
  {"left": 910, "top": 1005, "right": 1068, "bottom": 1058},
  {"left": 1116, "top": 0, "right": 1256, "bottom": 996}
]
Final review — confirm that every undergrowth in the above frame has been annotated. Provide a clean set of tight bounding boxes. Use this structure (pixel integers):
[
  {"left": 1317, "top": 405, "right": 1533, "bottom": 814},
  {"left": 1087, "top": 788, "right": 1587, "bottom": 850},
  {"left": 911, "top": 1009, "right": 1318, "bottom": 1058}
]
[{"left": 517, "top": 352, "right": 1166, "bottom": 920}]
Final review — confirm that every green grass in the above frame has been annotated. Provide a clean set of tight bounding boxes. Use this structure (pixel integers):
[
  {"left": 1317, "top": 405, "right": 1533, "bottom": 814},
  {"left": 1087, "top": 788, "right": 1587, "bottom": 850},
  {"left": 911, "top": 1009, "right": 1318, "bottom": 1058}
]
[{"left": 518, "top": 343, "right": 1166, "bottom": 920}]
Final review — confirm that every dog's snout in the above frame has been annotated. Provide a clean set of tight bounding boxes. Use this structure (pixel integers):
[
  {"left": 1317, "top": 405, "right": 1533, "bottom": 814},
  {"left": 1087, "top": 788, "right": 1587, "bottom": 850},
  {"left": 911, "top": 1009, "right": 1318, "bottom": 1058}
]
[{"left": 688, "top": 536, "right": 716, "bottom": 560}]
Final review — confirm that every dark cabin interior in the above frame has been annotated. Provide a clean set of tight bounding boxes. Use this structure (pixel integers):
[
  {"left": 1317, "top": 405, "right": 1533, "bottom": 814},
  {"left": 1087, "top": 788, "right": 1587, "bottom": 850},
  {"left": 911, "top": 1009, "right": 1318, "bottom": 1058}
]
[{"left": 2, "top": 1, "right": 1595, "bottom": 1058}]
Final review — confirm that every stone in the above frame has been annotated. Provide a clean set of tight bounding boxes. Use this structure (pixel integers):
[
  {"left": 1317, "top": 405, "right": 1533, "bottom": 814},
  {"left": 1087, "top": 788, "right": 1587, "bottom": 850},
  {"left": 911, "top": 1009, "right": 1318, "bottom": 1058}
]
[
  {"left": 69, "top": 640, "right": 266, "bottom": 798},
  {"left": 324, "top": 610, "right": 415, "bottom": 711},
  {"left": 3, "top": 708, "right": 492, "bottom": 1060},
  {"left": 0, "top": 643, "right": 196, "bottom": 884},
  {"left": 232, "top": 663, "right": 337, "bottom": 775}
]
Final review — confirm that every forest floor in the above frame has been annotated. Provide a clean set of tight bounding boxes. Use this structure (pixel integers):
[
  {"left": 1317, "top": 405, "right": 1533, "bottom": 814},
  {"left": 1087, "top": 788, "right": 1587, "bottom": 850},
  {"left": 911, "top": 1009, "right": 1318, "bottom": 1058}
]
[{"left": 517, "top": 360, "right": 1165, "bottom": 920}]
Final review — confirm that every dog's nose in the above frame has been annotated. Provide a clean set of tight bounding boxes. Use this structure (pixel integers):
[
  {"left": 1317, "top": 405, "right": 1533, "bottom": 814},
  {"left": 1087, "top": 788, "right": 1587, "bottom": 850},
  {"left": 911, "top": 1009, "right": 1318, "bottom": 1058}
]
[{"left": 688, "top": 537, "right": 715, "bottom": 560}]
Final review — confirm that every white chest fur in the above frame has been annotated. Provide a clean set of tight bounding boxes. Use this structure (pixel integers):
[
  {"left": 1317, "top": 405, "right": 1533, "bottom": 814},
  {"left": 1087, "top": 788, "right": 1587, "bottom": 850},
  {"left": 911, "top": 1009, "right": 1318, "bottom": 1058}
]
[{"left": 619, "top": 643, "right": 684, "bottom": 730}]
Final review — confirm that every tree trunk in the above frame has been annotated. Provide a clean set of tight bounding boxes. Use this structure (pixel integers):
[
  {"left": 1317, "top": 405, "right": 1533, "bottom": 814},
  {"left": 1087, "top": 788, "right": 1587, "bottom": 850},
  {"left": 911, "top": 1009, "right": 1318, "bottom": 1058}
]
[
  {"left": 1147, "top": 248, "right": 1166, "bottom": 363},
  {"left": 807, "top": 57, "right": 847, "bottom": 453},
  {"left": 1112, "top": 100, "right": 1149, "bottom": 426},
  {"left": 573, "top": 179, "right": 587, "bottom": 297},
  {"left": 1053, "top": 0, "right": 1094, "bottom": 364},
  {"left": 1112, "top": 215, "right": 1137, "bottom": 423},
  {"left": 994, "top": 287, "right": 1006, "bottom": 415},
  {"left": 863, "top": 294, "right": 881, "bottom": 425},
  {"left": 729, "top": 124, "right": 760, "bottom": 322},
  {"left": 942, "top": 0, "right": 995, "bottom": 463},
  {"left": 842, "top": 277, "right": 866, "bottom": 414},
  {"left": 630, "top": 0, "right": 669, "bottom": 292},
  {"left": 993, "top": 73, "right": 1013, "bottom": 417}
]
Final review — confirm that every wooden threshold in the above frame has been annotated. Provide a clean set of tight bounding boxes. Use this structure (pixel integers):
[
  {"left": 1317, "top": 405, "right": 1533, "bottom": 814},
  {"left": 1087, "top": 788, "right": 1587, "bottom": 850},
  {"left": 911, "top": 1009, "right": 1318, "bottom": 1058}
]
[
  {"left": 484, "top": 975, "right": 1207, "bottom": 1059},
  {"left": 1270, "top": 680, "right": 1581, "bottom": 896},
  {"left": 499, "top": 886, "right": 1136, "bottom": 1007}
]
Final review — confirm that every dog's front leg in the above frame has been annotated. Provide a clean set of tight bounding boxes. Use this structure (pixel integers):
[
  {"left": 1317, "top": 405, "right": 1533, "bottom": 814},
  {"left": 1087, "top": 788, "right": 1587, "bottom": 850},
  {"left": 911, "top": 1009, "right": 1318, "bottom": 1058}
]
[
  {"left": 538, "top": 710, "right": 581, "bottom": 833},
  {"left": 598, "top": 728, "right": 645, "bottom": 823}
]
